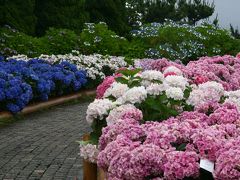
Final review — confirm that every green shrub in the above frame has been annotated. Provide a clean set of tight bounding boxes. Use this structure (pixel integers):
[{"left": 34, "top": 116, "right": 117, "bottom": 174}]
[
  {"left": 40, "top": 28, "right": 81, "bottom": 55},
  {"left": 80, "top": 22, "right": 129, "bottom": 56},
  {"left": 0, "top": 26, "right": 45, "bottom": 57},
  {"left": 1, "top": 22, "right": 240, "bottom": 64},
  {"left": 131, "top": 22, "right": 240, "bottom": 64}
]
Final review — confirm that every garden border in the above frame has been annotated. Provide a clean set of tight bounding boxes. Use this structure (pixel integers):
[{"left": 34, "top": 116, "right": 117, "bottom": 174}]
[{"left": 0, "top": 89, "right": 96, "bottom": 120}]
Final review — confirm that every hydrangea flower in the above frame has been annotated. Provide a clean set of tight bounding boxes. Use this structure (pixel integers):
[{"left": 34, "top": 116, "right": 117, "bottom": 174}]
[
  {"left": 104, "top": 82, "right": 129, "bottom": 99},
  {"left": 117, "top": 86, "right": 147, "bottom": 104},
  {"left": 86, "top": 99, "right": 115, "bottom": 124},
  {"left": 106, "top": 104, "right": 142, "bottom": 125},
  {"left": 166, "top": 87, "right": 184, "bottom": 100}
]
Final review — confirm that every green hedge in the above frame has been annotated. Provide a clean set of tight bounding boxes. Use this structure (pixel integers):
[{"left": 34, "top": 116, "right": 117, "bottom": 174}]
[{"left": 1, "top": 22, "right": 240, "bottom": 64}]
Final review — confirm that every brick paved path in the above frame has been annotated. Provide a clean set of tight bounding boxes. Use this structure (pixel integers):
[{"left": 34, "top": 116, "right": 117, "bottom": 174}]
[{"left": 0, "top": 102, "right": 91, "bottom": 180}]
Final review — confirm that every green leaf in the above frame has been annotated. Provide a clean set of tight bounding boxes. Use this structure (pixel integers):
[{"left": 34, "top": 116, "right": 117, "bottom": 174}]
[
  {"left": 117, "top": 68, "right": 142, "bottom": 77},
  {"left": 115, "top": 76, "right": 129, "bottom": 84},
  {"left": 176, "top": 143, "right": 187, "bottom": 151}
]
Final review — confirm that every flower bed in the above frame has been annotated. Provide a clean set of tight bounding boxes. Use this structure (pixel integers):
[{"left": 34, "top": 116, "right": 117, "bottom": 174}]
[
  {"left": 135, "top": 54, "right": 240, "bottom": 91},
  {"left": 8, "top": 50, "right": 128, "bottom": 86},
  {"left": 0, "top": 57, "right": 87, "bottom": 113},
  {"left": 80, "top": 56, "right": 240, "bottom": 180}
]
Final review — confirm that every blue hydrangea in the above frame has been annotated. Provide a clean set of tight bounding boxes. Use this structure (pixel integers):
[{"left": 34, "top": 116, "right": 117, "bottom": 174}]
[{"left": 0, "top": 57, "right": 88, "bottom": 113}]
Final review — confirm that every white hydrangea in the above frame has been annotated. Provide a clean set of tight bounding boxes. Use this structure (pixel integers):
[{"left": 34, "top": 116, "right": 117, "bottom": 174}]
[
  {"left": 8, "top": 51, "right": 128, "bottom": 81},
  {"left": 141, "top": 80, "right": 152, "bottom": 87},
  {"left": 224, "top": 90, "right": 240, "bottom": 99},
  {"left": 163, "top": 75, "right": 189, "bottom": 91},
  {"left": 86, "top": 99, "right": 115, "bottom": 124},
  {"left": 141, "top": 70, "right": 164, "bottom": 82},
  {"left": 117, "top": 86, "right": 147, "bottom": 104},
  {"left": 187, "top": 81, "right": 224, "bottom": 106},
  {"left": 7, "top": 54, "right": 28, "bottom": 61},
  {"left": 146, "top": 83, "right": 166, "bottom": 96},
  {"left": 165, "top": 87, "right": 184, "bottom": 100},
  {"left": 104, "top": 82, "right": 129, "bottom": 98},
  {"left": 224, "top": 90, "right": 240, "bottom": 111},
  {"left": 225, "top": 97, "right": 240, "bottom": 111},
  {"left": 79, "top": 143, "right": 99, "bottom": 163},
  {"left": 106, "top": 104, "right": 139, "bottom": 125},
  {"left": 163, "top": 66, "right": 183, "bottom": 76},
  {"left": 198, "top": 81, "right": 224, "bottom": 95}
]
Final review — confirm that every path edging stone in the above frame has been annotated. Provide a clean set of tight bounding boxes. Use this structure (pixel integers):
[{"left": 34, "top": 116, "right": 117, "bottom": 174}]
[{"left": 0, "top": 89, "right": 96, "bottom": 120}]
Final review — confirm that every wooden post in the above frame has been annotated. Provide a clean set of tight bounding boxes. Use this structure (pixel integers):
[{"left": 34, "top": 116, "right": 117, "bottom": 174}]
[
  {"left": 83, "top": 160, "right": 98, "bottom": 180},
  {"left": 83, "top": 134, "right": 98, "bottom": 180},
  {"left": 97, "top": 168, "right": 106, "bottom": 180}
]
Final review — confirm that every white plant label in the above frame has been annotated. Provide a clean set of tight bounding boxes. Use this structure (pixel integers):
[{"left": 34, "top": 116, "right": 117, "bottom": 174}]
[{"left": 200, "top": 159, "right": 214, "bottom": 173}]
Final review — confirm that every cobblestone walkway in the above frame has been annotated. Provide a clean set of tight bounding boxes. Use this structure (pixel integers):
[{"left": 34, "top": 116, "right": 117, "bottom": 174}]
[{"left": 0, "top": 102, "right": 91, "bottom": 180}]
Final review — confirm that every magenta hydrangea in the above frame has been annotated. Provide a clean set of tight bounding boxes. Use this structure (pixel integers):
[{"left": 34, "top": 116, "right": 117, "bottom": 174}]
[
  {"left": 136, "top": 58, "right": 186, "bottom": 73},
  {"left": 108, "top": 144, "right": 165, "bottom": 179},
  {"left": 98, "top": 135, "right": 141, "bottom": 171},
  {"left": 96, "top": 76, "right": 115, "bottom": 99},
  {"left": 190, "top": 126, "right": 227, "bottom": 161},
  {"left": 208, "top": 103, "right": 240, "bottom": 125},
  {"left": 186, "top": 55, "right": 240, "bottom": 90},
  {"left": 163, "top": 151, "right": 200, "bottom": 180},
  {"left": 214, "top": 148, "right": 240, "bottom": 180},
  {"left": 136, "top": 55, "right": 240, "bottom": 90},
  {"left": 98, "top": 118, "right": 145, "bottom": 151}
]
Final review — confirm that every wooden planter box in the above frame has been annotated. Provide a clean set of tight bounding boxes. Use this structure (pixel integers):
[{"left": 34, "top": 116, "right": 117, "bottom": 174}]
[
  {"left": 83, "top": 160, "right": 106, "bottom": 180},
  {"left": 82, "top": 134, "right": 106, "bottom": 180}
]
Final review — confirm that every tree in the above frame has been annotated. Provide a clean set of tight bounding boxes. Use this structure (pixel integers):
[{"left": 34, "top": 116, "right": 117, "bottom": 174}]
[
  {"left": 127, "top": 0, "right": 215, "bottom": 25},
  {"left": 85, "top": 0, "right": 130, "bottom": 35},
  {"left": 230, "top": 24, "right": 240, "bottom": 39},
  {"left": 185, "top": 0, "right": 215, "bottom": 25},
  {"left": 0, "top": 0, "right": 37, "bottom": 35},
  {"left": 34, "top": 0, "right": 89, "bottom": 36}
]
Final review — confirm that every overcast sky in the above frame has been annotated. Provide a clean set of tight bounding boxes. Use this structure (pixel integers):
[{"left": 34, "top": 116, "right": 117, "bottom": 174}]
[{"left": 208, "top": 0, "right": 240, "bottom": 29}]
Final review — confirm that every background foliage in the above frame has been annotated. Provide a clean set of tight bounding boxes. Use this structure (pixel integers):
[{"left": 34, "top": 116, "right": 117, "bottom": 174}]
[
  {"left": 0, "top": 0, "right": 214, "bottom": 36},
  {"left": 0, "top": 0, "right": 239, "bottom": 64}
]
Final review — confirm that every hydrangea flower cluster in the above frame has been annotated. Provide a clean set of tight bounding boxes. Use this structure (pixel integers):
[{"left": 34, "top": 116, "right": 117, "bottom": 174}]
[
  {"left": 0, "top": 57, "right": 87, "bottom": 113},
  {"left": 0, "top": 71, "right": 32, "bottom": 113},
  {"left": 81, "top": 54, "right": 240, "bottom": 179},
  {"left": 86, "top": 99, "right": 115, "bottom": 124},
  {"left": 97, "top": 102, "right": 240, "bottom": 179},
  {"left": 96, "top": 76, "right": 115, "bottom": 99},
  {"left": 79, "top": 143, "right": 99, "bottom": 163},
  {"left": 82, "top": 67, "right": 194, "bottom": 163},
  {"left": 187, "top": 81, "right": 225, "bottom": 106},
  {"left": 9, "top": 50, "right": 128, "bottom": 81},
  {"left": 86, "top": 67, "right": 192, "bottom": 128},
  {"left": 106, "top": 104, "right": 142, "bottom": 126},
  {"left": 135, "top": 55, "right": 240, "bottom": 91}
]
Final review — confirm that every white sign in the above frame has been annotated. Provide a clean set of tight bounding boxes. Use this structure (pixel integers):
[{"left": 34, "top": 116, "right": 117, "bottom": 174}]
[{"left": 200, "top": 159, "right": 214, "bottom": 173}]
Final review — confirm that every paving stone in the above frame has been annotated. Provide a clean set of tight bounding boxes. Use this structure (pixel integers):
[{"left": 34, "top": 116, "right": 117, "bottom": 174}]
[{"left": 0, "top": 102, "right": 91, "bottom": 179}]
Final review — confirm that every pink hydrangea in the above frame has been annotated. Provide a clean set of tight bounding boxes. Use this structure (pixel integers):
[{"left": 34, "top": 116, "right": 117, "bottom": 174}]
[
  {"left": 136, "top": 55, "right": 240, "bottom": 90},
  {"left": 106, "top": 104, "right": 143, "bottom": 125},
  {"left": 108, "top": 144, "right": 165, "bottom": 179},
  {"left": 236, "top": 53, "right": 240, "bottom": 59},
  {"left": 98, "top": 135, "right": 141, "bottom": 170},
  {"left": 186, "top": 55, "right": 240, "bottom": 90},
  {"left": 163, "top": 151, "right": 200, "bottom": 180},
  {"left": 195, "top": 101, "right": 221, "bottom": 115},
  {"left": 96, "top": 76, "right": 115, "bottom": 99},
  {"left": 98, "top": 118, "right": 145, "bottom": 151},
  {"left": 164, "top": 72, "right": 177, "bottom": 77},
  {"left": 136, "top": 58, "right": 186, "bottom": 73},
  {"left": 208, "top": 103, "right": 240, "bottom": 125},
  {"left": 194, "top": 75, "right": 209, "bottom": 85},
  {"left": 191, "top": 126, "right": 227, "bottom": 161},
  {"left": 214, "top": 148, "right": 240, "bottom": 180}
]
